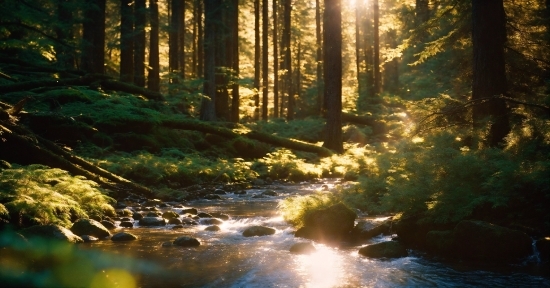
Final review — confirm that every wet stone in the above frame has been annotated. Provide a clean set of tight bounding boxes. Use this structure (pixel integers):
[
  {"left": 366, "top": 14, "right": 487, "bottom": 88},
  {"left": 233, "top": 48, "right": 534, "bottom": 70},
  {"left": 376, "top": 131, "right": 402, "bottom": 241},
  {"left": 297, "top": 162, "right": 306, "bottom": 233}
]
[
  {"left": 205, "top": 225, "right": 220, "bottom": 232},
  {"left": 120, "top": 221, "right": 134, "bottom": 228}
]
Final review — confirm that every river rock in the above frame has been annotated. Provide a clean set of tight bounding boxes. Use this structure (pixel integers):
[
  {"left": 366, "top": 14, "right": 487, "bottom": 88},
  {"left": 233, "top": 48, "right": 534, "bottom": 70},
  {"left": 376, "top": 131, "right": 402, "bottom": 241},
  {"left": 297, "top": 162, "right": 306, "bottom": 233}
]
[
  {"left": 90, "top": 215, "right": 102, "bottom": 222},
  {"left": 80, "top": 235, "right": 99, "bottom": 242},
  {"left": 233, "top": 190, "right": 247, "bottom": 195},
  {"left": 111, "top": 232, "right": 138, "bottom": 241},
  {"left": 168, "top": 218, "right": 182, "bottom": 225},
  {"left": 173, "top": 236, "right": 201, "bottom": 247},
  {"left": 172, "top": 225, "right": 184, "bottom": 229},
  {"left": 201, "top": 218, "right": 223, "bottom": 225},
  {"left": 117, "top": 209, "right": 133, "bottom": 217},
  {"left": 211, "top": 213, "right": 230, "bottom": 220},
  {"left": 144, "top": 199, "right": 162, "bottom": 207},
  {"left": 159, "top": 203, "right": 172, "bottom": 208},
  {"left": 290, "top": 242, "right": 316, "bottom": 254},
  {"left": 536, "top": 238, "right": 550, "bottom": 262},
  {"left": 213, "top": 189, "right": 227, "bottom": 195},
  {"left": 181, "top": 208, "right": 198, "bottom": 215},
  {"left": 70, "top": 219, "right": 111, "bottom": 238},
  {"left": 302, "top": 202, "right": 357, "bottom": 243},
  {"left": 204, "top": 194, "right": 222, "bottom": 200},
  {"left": 120, "top": 221, "right": 134, "bottom": 228},
  {"left": 162, "top": 211, "right": 179, "bottom": 219},
  {"left": 139, "top": 217, "right": 167, "bottom": 226},
  {"left": 181, "top": 218, "right": 199, "bottom": 225},
  {"left": 243, "top": 226, "right": 276, "bottom": 237},
  {"left": 358, "top": 241, "right": 408, "bottom": 258},
  {"left": 120, "top": 217, "right": 133, "bottom": 222},
  {"left": 20, "top": 224, "right": 83, "bottom": 244},
  {"left": 101, "top": 220, "right": 116, "bottom": 230},
  {"left": 132, "top": 212, "right": 143, "bottom": 220},
  {"left": 452, "top": 220, "right": 532, "bottom": 262},
  {"left": 146, "top": 211, "right": 162, "bottom": 217},
  {"left": 197, "top": 212, "right": 213, "bottom": 218},
  {"left": 350, "top": 219, "right": 391, "bottom": 242},
  {"left": 205, "top": 225, "right": 220, "bottom": 232},
  {"left": 262, "top": 190, "right": 278, "bottom": 196}
]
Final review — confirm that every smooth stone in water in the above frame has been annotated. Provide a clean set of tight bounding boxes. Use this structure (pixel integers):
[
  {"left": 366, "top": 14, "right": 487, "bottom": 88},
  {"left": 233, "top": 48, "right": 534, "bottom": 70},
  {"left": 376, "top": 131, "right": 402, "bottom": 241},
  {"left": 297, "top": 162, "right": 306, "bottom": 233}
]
[
  {"left": 139, "top": 217, "right": 167, "bottom": 226},
  {"left": 173, "top": 236, "right": 201, "bottom": 247},
  {"left": 168, "top": 218, "right": 182, "bottom": 225},
  {"left": 205, "top": 225, "right": 220, "bottom": 232},
  {"left": 290, "top": 242, "right": 316, "bottom": 254},
  {"left": 172, "top": 225, "right": 184, "bottom": 229},
  {"left": 100, "top": 220, "right": 116, "bottom": 230},
  {"left": 162, "top": 211, "right": 179, "bottom": 219},
  {"left": 181, "top": 208, "right": 198, "bottom": 215},
  {"left": 201, "top": 218, "right": 223, "bottom": 225},
  {"left": 197, "top": 212, "right": 213, "bottom": 218},
  {"left": 80, "top": 235, "right": 99, "bottom": 242},
  {"left": 120, "top": 221, "right": 134, "bottom": 228},
  {"left": 70, "top": 218, "right": 111, "bottom": 238},
  {"left": 181, "top": 218, "right": 199, "bottom": 225},
  {"left": 132, "top": 212, "right": 143, "bottom": 220},
  {"left": 20, "top": 224, "right": 83, "bottom": 244},
  {"left": 111, "top": 232, "right": 138, "bottom": 241},
  {"left": 243, "top": 226, "right": 276, "bottom": 237},
  {"left": 358, "top": 241, "right": 408, "bottom": 258}
]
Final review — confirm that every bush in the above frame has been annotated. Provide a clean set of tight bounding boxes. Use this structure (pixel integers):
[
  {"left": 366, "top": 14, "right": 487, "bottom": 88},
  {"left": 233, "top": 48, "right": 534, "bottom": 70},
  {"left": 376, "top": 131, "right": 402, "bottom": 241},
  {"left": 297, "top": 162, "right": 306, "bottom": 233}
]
[
  {"left": 0, "top": 165, "right": 115, "bottom": 228},
  {"left": 278, "top": 192, "right": 341, "bottom": 228}
]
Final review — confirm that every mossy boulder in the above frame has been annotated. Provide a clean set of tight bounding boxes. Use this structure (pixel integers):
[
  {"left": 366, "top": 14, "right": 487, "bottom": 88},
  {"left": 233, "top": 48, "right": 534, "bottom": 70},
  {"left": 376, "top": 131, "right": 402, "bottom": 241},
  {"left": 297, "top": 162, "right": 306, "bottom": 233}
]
[
  {"left": 452, "top": 220, "right": 532, "bottom": 262},
  {"left": 425, "top": 230, "right": 454, "bottom": 257},
  {"left": 111, "top": 232, "right": 138, "bottom": 241},
  {"left": 20, "top": 224, "right": 83, "bottom": 244},
  {"left": 290, "top": 242, "right": 316, "bottom": 254},
  {"left": 181, "top": 208, "right": 198, "bottom": 215},
  {"left": 162, "top": 211, "right": 179, "bottom": 219},
  {"left": 350, "top": 219, "right": 391, "bottom": 242},
  {"left": 70, "top": 219, "right": 111, "bottom": 238},
  {"left": 173, "top": 236, "right": 201, "bottom": 247},
  {"left": 358, "top": 241, "right": 408, "bottom": 258},
  {"left": 302, "top": 202, "right": 357, "bottom": 243},
  {"left": 242, "top": 226, "right": 276, "bottom": 237}
]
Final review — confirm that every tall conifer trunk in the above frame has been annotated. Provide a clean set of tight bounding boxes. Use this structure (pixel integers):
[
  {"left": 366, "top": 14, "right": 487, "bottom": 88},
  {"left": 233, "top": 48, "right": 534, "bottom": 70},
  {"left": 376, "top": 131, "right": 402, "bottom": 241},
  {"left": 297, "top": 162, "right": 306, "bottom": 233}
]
[
  {"left": 373, "top": 0, "right": 380, "bottom": 96},
  {"left": 254, "top": 0, "right": 261, "bottom": 120},
  {"left": 200, "top": 0, "right": 218, "bottom": 121},
  {"left": 315, "top": 0, "right": 323, "bottom": 114},
  {"left": 230, "top": 0, "right": 240, "bottom": 123},
  {"left": 323, "top": 0, "right": 343, "bottom": 153},
  {"left": 134, "top": 0, "right": 146, "bottom": 87},
  {"left": 147, "top": 0, "right": 160, "bottom": 92},
  {"left": 282, "top": 0, "right": 293, "bottom": 120},
  {"left": 273, "top": 0, "right": 279, "bottom": 118},
  {"left": 81, "top": 0, "right": 106, "bottom": 74},
  {"left": 169, "top": 0, "right": 182, "bottom": 84},
  {"left": 471, "top": 0, "right": 510, "bottom": 147},
  {"left": 120, "top": 0, "right": 134, "bottom": 83},
  {"left": 262, "top": 0, "right": 269, "bottom": 120},
  {"left": 55, "top": 0, "right": 75, "bottom": 69}
]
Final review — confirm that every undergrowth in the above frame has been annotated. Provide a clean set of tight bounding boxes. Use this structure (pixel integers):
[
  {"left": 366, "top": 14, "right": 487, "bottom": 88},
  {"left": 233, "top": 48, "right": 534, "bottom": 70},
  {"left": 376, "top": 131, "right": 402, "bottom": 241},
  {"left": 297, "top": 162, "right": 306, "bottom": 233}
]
[{"left": 0, "top": 165, "right": 115, "bottom": 228}]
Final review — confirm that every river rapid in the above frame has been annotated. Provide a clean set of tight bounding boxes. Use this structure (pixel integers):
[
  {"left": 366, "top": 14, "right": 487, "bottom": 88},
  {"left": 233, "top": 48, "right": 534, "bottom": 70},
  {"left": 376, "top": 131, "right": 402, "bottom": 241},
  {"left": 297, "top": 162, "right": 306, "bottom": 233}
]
[{"left": 86, "top": 181, "right": 550, "bottom": 287}]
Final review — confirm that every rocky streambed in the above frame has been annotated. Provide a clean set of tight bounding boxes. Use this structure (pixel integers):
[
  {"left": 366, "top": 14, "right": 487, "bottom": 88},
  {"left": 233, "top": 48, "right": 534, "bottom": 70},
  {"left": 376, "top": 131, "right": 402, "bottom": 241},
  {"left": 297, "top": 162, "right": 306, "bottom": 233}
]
[{"left": 3, "top": 181, "right": 550, "bottom": 287}]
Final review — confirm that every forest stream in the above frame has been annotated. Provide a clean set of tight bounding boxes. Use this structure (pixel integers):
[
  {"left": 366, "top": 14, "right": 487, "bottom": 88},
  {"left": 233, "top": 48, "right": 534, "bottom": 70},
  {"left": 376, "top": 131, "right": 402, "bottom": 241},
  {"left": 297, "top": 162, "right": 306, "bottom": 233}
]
[{"left": 81, "top": 181, "right": 550, "bottom": 288}]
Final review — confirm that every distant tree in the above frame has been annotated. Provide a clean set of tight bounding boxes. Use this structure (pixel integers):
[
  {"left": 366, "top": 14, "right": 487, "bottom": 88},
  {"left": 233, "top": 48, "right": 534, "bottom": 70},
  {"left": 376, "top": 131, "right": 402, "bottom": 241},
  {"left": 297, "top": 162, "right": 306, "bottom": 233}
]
[
  {"left": 199, "top": 0, "right": 218, "bottom": 121},
  {"left": 230, "top": 0, "right": 240, "bottom": 123},
  {"left": 472, "top": 0, "right": 510, "bottom": 147},
  {"left": 273, "top": 0, "right": 279, "bottom": 118},
  {"left": 254, "top": 0, "right": 260, "bottom": 120},
  {"left": 282, "top": 0, "right": 293, "bottom": 120},
  {"left": 262, "top": 0, "right": 269, "bottom": 120},
  {"left": 81, "top": 0, "right": 106, "bottom": 74},
  {"left": 195, "top": 0, "right": 204, "bottom": 78},
  {"left": 322, "top": 0, "right": 343, "bottom": 153},
  {"left": 363, "top": 4, "right": 374, "bottom": 101},
  {"left": 169, "top": 0, "right": 183, "bottom": 83},
  {"left": 147, "top": 0, "right": 160, "bottom": 92},
  {"left": 55, "top": 0, "right": 76, "bottom": 69},
  {"left": 372, "top": 0, "right": 380, "bottom": 96},
  {"left": 316, "top": 0, "right": 323, "bottom": 114},
  {"left": 120, "top": 0, "right": 134, "bottom": 83},
  {"left": 134, "top": 0, "right": 146, "bottom": 87},
  {"left": 383, "top": 29, "right": 398, "bottom": 93}
]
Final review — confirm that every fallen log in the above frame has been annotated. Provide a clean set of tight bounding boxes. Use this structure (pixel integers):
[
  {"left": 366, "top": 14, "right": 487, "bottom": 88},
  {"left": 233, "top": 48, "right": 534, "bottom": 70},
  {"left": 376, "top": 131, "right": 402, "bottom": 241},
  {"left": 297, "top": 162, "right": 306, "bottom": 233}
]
[
  {"left": 161, "top": 119, "right": 334, "bottom": 157},
  {"left": 0, "top": 74, "right": 164, "bottom": 101}
]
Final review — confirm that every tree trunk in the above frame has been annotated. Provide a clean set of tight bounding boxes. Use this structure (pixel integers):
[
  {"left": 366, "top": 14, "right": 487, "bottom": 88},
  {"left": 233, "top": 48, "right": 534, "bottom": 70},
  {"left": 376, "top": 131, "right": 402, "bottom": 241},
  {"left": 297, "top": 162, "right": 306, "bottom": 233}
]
[
  {"left": 214, "top": 4, "right": 229, "bottom": 121},
  {"left": 120, "top": 0, "right": 134, "bottom": 83},
  {"left": 273, "top": 0, "right": 279, "bottom": 118},
  {"left": 383, "top": 29, "right": 399, "bottom": 93},
  {"left": 147, "top": 0, "right": 160, "bottom": 92},
  {"left": 471, "top": 0, "right": 510, "bottom": 147},
  {"left": 81, "top": 0, "right": 106, "bottom": 74},
  {"left": 262, "top": 0, "right": 269, "bottom": 121},
  {"left": 169, "top": 0, "right": 182, "bottom": 84},
  {"left": 373, "top": 0, "right": 380, "bottom": 96},
  {"left": 316, "top": 0, "right": 324, "bottom": 114},
  {"left": 134, "top": 0, "right": 146, "bottom": 87},
  {"left": 254, "top": 0, "right": 261, "bottom": 121},
  {"left": 199, "top": 0, "right": 218, "bottom": 121},
  {"left": 355, "top": 1, "right": 363, "bottom": 99},
  {"left": 282, "top": 0, "right": 293, "bottom": 120},
  {"left": 364, "top": 7, "right": 374, "bottom": 101},
  {"left": 230, "top": 0, "right": 240, "bottom": 123},
  {"left": 179, "top": 0, "right": 186, "bottom": 80},
  {"left": 322, "top": 0, "right": 343, "bottom": 153},
  {"left": 55, "top": 0, "right": 75, "bottom": 69}
]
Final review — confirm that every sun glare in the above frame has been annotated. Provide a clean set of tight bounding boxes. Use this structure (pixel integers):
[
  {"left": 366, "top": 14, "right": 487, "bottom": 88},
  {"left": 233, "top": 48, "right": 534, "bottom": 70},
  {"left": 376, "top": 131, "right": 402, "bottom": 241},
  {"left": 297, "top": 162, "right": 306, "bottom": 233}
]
[{"left": 295, "top": 245, "right": 345, "bottom": 288}]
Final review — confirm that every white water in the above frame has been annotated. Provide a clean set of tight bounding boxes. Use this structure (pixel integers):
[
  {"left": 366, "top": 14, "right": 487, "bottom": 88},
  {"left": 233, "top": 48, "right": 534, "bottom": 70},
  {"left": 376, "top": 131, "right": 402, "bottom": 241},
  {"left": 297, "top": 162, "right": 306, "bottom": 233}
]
[{"left": 87, "top": 182, "right": 550, "bottom": 287}]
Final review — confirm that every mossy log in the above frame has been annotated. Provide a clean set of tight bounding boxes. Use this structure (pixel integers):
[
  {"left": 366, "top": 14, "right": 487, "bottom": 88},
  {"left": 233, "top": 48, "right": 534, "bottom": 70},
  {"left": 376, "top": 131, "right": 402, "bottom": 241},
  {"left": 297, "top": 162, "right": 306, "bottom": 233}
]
[
  {"left": 341, "top": 112, "right": 387, "bottom": 135},
  {"left": 0, "top": 121, "right": 156, "bottom": 199},
  {"left": 161, "top": 119, "right": 334, "bottom": 157},
  {"left": 0, "top": 74, "right": 164, "bottom": 101}
]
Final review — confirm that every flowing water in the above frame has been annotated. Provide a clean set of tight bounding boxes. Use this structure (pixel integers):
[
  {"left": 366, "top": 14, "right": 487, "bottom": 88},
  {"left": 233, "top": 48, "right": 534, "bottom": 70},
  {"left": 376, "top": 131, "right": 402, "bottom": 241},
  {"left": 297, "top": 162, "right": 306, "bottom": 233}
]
[{"left": 86, "top": 182, "right": 550, "bottom": 287}]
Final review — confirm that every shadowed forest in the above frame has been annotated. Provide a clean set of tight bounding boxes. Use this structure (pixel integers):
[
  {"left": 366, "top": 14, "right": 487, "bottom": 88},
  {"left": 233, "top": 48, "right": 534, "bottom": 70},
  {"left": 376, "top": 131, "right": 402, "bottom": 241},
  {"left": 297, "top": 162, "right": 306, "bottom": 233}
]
[{"left": 0, "top": 0, "right": 549, "bottom": 286}]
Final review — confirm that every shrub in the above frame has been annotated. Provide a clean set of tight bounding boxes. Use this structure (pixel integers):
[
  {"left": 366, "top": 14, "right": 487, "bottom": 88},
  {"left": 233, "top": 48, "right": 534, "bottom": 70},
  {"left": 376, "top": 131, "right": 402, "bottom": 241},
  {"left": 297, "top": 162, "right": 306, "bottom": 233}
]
[{"left": 0, "top": 165, "right": 115, "bottom": 228}]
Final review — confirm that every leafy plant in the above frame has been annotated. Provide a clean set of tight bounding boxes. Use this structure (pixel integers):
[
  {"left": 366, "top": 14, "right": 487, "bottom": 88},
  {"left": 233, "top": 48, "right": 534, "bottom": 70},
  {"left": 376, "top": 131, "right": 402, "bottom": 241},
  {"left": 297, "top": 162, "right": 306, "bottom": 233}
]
[{"left": 0, "top": 165, "right": 115, "bottom": 228}]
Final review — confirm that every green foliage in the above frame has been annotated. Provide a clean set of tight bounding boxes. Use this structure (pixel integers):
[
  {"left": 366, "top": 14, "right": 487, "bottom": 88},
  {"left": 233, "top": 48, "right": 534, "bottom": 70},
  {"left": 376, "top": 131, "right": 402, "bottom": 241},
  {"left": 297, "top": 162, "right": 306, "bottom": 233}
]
[
  {"left": 278, "top": 192, "right": 341, "bottom": 228},
  {"left": 96, "top": 150, "right": 258, "bottom": 192},
  {"left": 246, "top": 118, "right": 325, "bottom": 143},
  {"left": 0, "top": 165, "right": 115, "bottom": 228},
  {"left": 253, "top": 149, "right": 322, "bottom": 182},
  {"left": 340, "top": 127, "right": 550, "bottom": 229}
]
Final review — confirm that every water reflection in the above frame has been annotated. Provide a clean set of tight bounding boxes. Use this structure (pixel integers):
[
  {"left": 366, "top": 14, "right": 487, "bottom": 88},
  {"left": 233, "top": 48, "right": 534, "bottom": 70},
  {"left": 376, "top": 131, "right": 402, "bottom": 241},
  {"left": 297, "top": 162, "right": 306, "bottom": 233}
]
[{"left": 295, "top": 245, "right": 345, "bottom": 288}]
